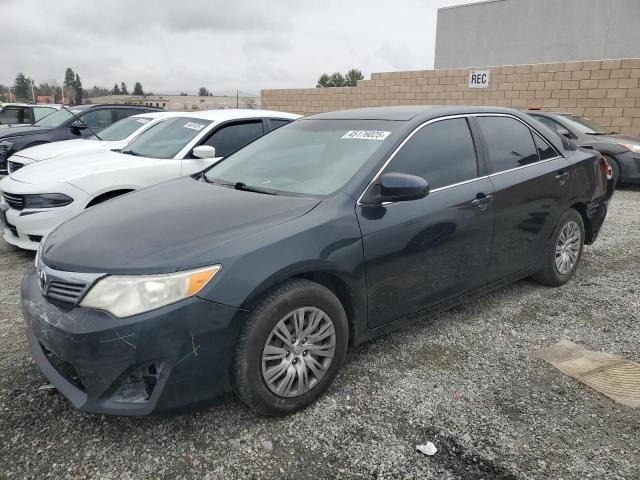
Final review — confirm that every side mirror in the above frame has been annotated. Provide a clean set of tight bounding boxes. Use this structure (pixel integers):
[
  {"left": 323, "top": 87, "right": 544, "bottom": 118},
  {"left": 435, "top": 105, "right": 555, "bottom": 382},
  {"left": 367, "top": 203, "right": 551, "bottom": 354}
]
[
  {"left": 70, "top": 121, "right": 87, "bottom": 131},
  {"left": 192, "top": 145, "right": 217, "bottom": 159},
  {"left": 557, "top": 127, "right": 572, "bottom": 138},
  {"left": 361, "top": 172, "right": 429, "bottom": 205}
]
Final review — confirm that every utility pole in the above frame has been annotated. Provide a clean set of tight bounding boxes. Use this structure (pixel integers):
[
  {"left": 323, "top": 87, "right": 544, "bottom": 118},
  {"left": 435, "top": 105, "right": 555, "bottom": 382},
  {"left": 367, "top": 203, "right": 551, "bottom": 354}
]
[
  {"left": 31, "top": 79, "right": 36, "bottom": 103},
  {"left": 236, "top": 90, "right": 239, "bottom": 109}
]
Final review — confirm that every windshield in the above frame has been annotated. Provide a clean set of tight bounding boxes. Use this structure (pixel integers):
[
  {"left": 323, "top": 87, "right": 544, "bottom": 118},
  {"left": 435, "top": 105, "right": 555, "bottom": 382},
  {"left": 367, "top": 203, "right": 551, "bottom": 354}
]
[
  {"left": 33, "top": 108, "right": 83, "bottom": 128},
  {"left": 122, "top": 117, "right": 211, "bottom": 159},
  {"left": 204, "top": 119, "right": 400, "bottom": 197},
  {"left": 94, "top": 116, "right": 153, "bottom": 141},
  {"left": 558, "top": 114, "right": 611, "bottom": 135}
]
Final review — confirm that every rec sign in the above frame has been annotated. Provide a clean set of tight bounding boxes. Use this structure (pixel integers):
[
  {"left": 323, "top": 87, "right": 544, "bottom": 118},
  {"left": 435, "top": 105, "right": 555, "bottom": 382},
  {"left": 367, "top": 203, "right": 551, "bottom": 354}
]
[{"left": 468, "top": 70, "right": 490, "bottom": 88}]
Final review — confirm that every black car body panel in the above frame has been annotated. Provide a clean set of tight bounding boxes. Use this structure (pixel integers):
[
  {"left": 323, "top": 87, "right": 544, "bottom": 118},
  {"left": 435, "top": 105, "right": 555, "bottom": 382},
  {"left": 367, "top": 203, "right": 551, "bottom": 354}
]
[
  {"left": 528, "top": 111, "right": 640, "bottom": 184},
  {"left": 0, "top": 104, "right": 163, "bottom": 173},
  {"left": 22, "top": 106, "right": 613, "bottom": 415}
]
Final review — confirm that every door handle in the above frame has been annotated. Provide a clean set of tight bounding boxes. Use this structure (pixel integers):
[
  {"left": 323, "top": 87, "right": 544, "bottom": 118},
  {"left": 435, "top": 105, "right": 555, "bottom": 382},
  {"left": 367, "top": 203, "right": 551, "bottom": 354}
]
[
  {"left": 554, "top": 171, "right": 569, "bottom": 185},
  {"left": 471, "top": 193, "right": 493, "bottom": 211}
]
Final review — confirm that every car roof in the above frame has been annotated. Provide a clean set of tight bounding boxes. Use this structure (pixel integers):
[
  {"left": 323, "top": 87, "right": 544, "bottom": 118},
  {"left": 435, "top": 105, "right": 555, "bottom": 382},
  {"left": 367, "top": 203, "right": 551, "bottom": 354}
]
[
  {"left": 174, "top": 109, "right": 300, "bottom": 121},
  {"left": 305, "top": 105, "right": 530, "bottom": 121},
  {"left": 0, "top": 103, "right": 62, "bottom": 108},
  {"left": 527, "top": 111, "right": 572, "bottom": 117}
]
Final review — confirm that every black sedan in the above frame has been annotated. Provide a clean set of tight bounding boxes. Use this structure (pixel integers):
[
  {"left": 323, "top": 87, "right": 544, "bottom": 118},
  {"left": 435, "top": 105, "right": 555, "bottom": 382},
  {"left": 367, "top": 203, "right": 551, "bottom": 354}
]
[
  {"left": 527, "top": 110, "right": 640, "bottom": 186},
  {"left": 22, "top": 106, "right": 612, "bottom": 416},
  {"left": 0, "top": 104, "right": 162, "bottom": 174}
]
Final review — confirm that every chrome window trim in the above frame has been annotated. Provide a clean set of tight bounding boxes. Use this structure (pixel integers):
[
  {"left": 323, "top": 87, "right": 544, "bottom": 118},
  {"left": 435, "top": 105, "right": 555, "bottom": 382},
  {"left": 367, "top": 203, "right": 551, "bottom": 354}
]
[{"left": 357, "top": 112, "right": 565, "bottom": 206}]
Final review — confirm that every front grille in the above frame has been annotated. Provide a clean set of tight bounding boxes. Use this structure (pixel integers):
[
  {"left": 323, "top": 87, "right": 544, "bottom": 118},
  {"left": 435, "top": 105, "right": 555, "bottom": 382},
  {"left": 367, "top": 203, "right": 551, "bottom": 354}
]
[
  {"left": 41, "top": 343, "right": 84, "bottom": 390},
  {"left": 7, "top": 161, "right": 24, "bottom": 174},
  {"left": 45, "top": 280, "right": 88, "bottom": 304},
  {"left": 2, "top": 192, "right": 24, "bottom": 210}
]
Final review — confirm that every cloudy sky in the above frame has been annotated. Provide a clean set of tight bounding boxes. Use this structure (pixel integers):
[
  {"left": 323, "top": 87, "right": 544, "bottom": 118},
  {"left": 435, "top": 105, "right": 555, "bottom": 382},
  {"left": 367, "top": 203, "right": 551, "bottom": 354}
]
[{"left": 1, "top": 0, "right": 473, "bottom": 96}]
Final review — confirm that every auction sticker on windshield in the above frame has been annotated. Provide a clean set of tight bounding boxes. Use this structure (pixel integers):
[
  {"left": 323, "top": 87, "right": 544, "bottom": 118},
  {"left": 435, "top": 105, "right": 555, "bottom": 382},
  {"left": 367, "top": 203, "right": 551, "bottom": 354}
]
[
  {"left": 184, "top": 122, "right": 205, "bottom": 131},
  {"left": 136, "top": 118, "right": 150, "bottom": 124},
  {"left": 342, "top": 130, "right": 391, "bottom": 140}
]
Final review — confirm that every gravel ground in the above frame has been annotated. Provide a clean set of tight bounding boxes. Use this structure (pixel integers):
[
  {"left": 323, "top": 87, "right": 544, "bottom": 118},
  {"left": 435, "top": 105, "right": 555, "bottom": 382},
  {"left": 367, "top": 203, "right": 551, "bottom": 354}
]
[{"left": 0, "top": 187, "right": 639, "bottom": 480}]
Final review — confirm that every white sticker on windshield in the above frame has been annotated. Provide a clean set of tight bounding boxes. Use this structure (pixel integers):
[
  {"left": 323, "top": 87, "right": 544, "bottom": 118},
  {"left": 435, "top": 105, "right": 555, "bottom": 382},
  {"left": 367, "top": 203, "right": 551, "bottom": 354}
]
[
  {"left": 71, "top": 110, "right": 82, "bottom": 114},
  {"left": 342, "top": 130, "right": 391, "bottom": 141},
  {"left": 136, "top": 118, "right": 150, "bottom": 124},
  {"left": 184, "top": 122, "right": 205, "bottom": 131}
]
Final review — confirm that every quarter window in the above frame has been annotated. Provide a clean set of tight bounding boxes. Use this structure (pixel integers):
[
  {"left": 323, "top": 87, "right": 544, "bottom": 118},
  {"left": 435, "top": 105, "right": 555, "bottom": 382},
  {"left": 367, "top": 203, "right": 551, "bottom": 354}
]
[
  {"left": 385, "top": 118, "right": 478, "bottom": 190},
  {"left": 203, "top": 121, "right": 265, "bottom": 157},
  {"left": 0, "top": 107, "right": 24, "bottom": 124},
  {"left": 269, "top": 119, "right": 292, "bottom": 131},
  {"left": 477, "top": 116, "right": 539, "bottom": 172}
]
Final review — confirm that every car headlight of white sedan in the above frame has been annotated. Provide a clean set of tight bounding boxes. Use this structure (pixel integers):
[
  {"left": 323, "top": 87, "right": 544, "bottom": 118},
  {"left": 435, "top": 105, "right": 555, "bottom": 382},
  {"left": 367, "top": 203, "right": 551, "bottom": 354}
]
[
  {"left": 80, "top": 265, "right": 221, "bottom": 317},
  {"left": 23, "top": 193, "right": 74, "bottom": 209}
]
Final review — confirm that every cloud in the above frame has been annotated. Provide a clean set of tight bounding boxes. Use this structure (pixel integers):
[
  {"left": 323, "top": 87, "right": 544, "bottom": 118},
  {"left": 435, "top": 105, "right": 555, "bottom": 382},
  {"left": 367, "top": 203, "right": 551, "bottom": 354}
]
[{"left": 0, "top": 0, "right": 474, "bottom": 95}]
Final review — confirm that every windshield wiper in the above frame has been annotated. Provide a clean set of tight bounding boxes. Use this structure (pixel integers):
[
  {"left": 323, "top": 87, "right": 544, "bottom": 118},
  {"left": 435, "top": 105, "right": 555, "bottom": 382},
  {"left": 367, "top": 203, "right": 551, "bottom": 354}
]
[
  {"left": 121, "top": 149, "right": 141, "bottom": 156},
  {"left": 217, "top": 181, "right": 278, "bottom": 195}
]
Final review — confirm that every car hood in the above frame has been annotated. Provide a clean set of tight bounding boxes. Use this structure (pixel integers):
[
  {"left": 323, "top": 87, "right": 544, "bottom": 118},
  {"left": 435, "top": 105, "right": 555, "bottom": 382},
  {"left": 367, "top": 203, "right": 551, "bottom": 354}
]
[
  {"left": 10, "top": 150, "right": 157, "bottom": 185},
  {"left": 0, "top": 125, "right": 53, "bottom": 139},
  {"left": 43, "top": 176, "right": 321, "bottom": 274},
  {"left": 14, "top": 139, "right": 109, "bottom": 162},
  {"left": 592, "top": 134, "right": 640, "bottom": 145}
]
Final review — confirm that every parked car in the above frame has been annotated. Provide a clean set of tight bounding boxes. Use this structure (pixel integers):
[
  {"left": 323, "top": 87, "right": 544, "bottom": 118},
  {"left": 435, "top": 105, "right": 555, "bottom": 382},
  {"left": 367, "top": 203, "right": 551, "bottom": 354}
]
[
  {"left": 19, "top": 106, "right": 612, "bottom": 416},
  {"left": 6, "top": 111, "right": 183, "bottom": 174},
  {"left": 527, "top": 110, "right": 640, "bottom": 185},
  {"left": 0, "top": 104, "right": 163, "bottom": 174},
  {"left": 1, "top": 109, "right": 299, "bottom": 250},
  {"left": 0, "top": 103, "right": 61, "bottom": 129}
]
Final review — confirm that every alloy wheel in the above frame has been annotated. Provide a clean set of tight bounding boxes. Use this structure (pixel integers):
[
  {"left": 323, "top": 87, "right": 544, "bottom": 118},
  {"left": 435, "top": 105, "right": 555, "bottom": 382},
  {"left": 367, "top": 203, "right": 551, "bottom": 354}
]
[{"left": 555, "top": 220, "right": 581, "bottom": 275}]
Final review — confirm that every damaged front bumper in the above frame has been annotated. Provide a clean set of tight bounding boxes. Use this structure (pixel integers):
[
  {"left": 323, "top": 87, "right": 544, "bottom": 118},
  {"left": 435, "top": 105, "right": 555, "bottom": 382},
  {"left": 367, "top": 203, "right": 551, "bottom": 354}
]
[{"left": 21, "top": 266, "right": 247, "bottom": 415}]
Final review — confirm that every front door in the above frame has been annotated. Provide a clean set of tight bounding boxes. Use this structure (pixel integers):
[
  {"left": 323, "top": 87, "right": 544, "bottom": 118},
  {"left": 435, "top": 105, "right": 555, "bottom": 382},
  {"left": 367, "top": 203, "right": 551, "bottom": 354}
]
[{"left": 357, "top": 117, "right": 495, "bottom": 328}]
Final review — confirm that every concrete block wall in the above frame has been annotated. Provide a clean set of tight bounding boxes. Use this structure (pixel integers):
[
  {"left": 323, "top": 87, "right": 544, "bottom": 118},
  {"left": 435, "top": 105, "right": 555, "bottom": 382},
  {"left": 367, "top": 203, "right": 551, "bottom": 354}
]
[{"left": 262, "top": 59, "right": 640, "bottom": 136}]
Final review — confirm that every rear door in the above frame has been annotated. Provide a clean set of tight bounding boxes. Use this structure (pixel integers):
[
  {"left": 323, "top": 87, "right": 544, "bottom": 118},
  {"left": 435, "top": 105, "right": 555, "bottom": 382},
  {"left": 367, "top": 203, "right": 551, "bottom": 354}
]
[
  {"left": 357, "top": 117, "right": 495, "bottom": 328},
  {"left": 181, "top": 120, "right": 266, "bottom": 174},
  {"left": 474, "top": 114, "right": 571, "bottom": 280}
]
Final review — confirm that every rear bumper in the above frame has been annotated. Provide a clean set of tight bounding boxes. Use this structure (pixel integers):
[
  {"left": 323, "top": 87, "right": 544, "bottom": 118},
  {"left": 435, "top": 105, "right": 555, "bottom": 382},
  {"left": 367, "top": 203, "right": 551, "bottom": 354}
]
[
  {"left": 585, "top": 194, "right": 610, "bottom": 245},
  {"left": 22, "top": 266, "right": 247, "bottom": 415}
]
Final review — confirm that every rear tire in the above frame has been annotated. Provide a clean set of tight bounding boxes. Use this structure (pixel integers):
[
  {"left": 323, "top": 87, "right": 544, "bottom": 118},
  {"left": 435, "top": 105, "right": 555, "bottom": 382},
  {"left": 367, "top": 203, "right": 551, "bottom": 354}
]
[
  {"left": 232, "top": 279, "right": 348, "bottom": 415},
  {"left": 532, "top": 209, "right": 585, "bottom": 287}
]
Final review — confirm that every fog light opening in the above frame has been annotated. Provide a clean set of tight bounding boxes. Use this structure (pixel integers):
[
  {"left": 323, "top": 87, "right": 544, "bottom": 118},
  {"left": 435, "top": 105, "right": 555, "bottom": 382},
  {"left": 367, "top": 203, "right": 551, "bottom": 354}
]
[{"left": 112, "top": 362, "right": 163, "bottom": 404}]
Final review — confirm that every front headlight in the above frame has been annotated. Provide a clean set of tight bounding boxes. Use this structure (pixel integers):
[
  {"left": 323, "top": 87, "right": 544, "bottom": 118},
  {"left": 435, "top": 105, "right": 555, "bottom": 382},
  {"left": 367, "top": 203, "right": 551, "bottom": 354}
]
[
  {"left": 23, "top": 193, "right": 73, "bottom": 209},
  {"left": 80, "top": 265, "right": 221, "bottom": 318},
  {"left": 618, "top": 142, "right": 640, "bottom": 154}
]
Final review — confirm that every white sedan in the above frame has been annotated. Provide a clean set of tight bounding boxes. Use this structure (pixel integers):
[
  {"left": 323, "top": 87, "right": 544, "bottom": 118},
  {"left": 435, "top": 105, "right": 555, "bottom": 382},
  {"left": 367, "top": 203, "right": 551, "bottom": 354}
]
[
  {"left": 6, "top": 111, "right": 180, "bottom": 174},
  {"left": 0, "top": 109, "right": 299, "bottom": 250}
]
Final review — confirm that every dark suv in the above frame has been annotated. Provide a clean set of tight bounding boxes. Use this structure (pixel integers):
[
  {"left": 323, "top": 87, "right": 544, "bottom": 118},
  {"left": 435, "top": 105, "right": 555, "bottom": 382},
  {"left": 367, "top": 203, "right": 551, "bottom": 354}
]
[
  {"left": 527, "top": 110, "right": 640, "bottom": 186},
  {"left": 0, "top": 104, "right": 163, "bottom": 174}
]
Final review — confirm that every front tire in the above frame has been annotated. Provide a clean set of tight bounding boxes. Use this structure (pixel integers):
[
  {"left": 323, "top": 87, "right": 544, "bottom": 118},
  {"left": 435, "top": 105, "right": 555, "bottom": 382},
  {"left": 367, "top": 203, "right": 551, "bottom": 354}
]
[
  {"left": 605, "top": 155, "right": 621, "bottom": 187},
  {"left": 532, "top": 209, "right": 585, "bottom": 286},
  {"left": 232, "top": 279, "right": 348, "bottom": 415}
]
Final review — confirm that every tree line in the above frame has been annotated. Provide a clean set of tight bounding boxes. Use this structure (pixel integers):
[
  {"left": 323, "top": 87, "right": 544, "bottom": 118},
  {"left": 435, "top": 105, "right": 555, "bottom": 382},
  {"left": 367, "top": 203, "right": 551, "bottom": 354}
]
[
  {"left": 317, "top": 68, "right": 364, "bottom": 88},
  {"left": 0, "top": 67, "right": 148, "bottom": 104}
]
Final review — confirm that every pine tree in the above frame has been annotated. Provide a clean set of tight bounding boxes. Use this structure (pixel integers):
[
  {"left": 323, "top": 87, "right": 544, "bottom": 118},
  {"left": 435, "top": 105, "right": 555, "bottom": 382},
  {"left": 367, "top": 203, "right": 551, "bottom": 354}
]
[
  {"left": 112, "top": 83, "right": 121, "bottom": 95},
  {"left": 120, "top": 82, "right": 128, "bottom": 95}
]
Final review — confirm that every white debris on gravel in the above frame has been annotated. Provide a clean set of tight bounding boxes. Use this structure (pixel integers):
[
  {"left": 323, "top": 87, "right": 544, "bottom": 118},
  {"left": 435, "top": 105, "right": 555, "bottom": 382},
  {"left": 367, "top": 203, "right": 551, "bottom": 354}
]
[
  {"left": 0, "top": 188, "right": 639, "bottom": 479},
  {"left": 416, "top": 442, "right": 438, "bottom": 456}
]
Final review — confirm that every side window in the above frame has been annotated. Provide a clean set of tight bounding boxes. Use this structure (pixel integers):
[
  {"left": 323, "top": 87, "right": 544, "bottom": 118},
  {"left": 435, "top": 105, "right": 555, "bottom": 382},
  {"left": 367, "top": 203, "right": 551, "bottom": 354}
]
[
  {"left": 385, "top": 118, "right": 478, "bottom": 190},
  {"left": 33, "top": 107, "right": 56, "bottom": 122},
  {"left": 477, "top": 117, "right": 539, "bottom": 172},
  {"left": 203, "top": 121, "right": 265, "bottom": 157},
  {"left": 269, "top": 119, "right": 292, "bottom": 131},
  {"left": 116, "top": 108, "right": 142, "bottom": 120},
  {"left": 0, "top": 107, "right": 23, "bottom": 124},
  {"left": 79, "top": 109, "right": 113, "bottom": 131},
  {"left": 533, "top": 132, "right": 558, "bottom": 160}
]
